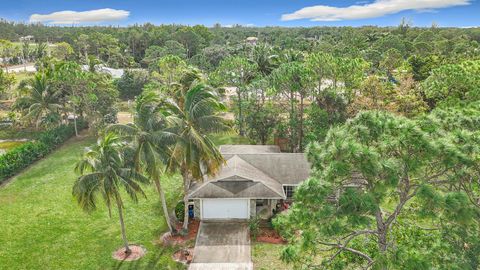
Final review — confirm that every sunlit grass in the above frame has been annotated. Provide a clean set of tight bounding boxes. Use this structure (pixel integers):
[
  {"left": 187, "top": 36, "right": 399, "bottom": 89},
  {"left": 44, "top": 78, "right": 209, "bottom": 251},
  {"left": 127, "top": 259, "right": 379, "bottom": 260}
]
[
  {"left": 0, "top": 137, "right": 185, "bottom": 270},
  {"left": 252, "top": 243, "right": 289, "bottom": 270}
]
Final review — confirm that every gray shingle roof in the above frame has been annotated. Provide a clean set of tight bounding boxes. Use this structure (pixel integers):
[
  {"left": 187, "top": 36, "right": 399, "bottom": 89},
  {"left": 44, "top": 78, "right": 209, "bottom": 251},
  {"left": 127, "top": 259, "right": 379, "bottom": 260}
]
[
  {"left": 234, "top": 153, "right": 310, "bottom": 185},
  {"left": 188, "top": 145, "right": 311, "bottom": 199}
]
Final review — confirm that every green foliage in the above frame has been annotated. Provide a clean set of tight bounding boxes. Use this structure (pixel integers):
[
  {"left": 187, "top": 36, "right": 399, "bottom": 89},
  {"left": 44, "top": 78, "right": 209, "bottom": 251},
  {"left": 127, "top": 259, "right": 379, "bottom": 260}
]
[
  {"left": 244, "top": 101, "right": 280, "bottom": 145},
  {"left": 115, "top": 69, "right": 150, "bottom": 99},
  {"left": 249, "top": 216, "right": 261, "bottom": 240},
  {"left": 407, "top": 55, "right": 439, "bottom": 81},
  {"left": 423, "top": 60, "right": 480, "bottom": 106},
  {"left": 0, "top": 120, "right": 87, "bottom": 182},
  {"left": 276, "top": 109, "right": 480, "bottom": 269},
  {"left": 175, "top": 201, "right": 185, "bottom": 222},
  {"left": 0, "top": 68, "right": 16, "bottom": 96}
]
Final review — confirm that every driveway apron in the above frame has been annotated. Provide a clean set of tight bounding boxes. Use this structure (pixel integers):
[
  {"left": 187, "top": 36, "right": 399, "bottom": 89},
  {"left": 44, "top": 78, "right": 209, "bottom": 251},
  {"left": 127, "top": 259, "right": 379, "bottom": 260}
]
[{"left": 188, "top": 221, "right": 253, "bottom": 270}]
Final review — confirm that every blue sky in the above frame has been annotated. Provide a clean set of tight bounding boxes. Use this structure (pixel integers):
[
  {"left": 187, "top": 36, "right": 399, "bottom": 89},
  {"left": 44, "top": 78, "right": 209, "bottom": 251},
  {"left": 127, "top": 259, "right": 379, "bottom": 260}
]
[{"left": 1, "top": 0, "right": 479, "bottom": 27}]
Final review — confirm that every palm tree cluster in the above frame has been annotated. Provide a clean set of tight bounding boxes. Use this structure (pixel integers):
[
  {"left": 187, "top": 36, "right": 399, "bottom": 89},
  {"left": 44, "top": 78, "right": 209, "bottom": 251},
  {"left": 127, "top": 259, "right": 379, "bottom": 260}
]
[
  {"left": 13, "top": 60, "right": 117, "bottom": 132},
  {"left": 74, "top": 66, "right": 228, "bottom": 254}
]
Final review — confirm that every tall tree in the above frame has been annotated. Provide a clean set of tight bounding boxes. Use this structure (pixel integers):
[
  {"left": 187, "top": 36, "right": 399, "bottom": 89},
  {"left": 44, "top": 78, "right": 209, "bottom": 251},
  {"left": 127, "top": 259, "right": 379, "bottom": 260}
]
[
  {"left": 269, "top": 61, "right": 311, "bottom": 152},
  {"left": 74, "top": 133, "right": 149, "bottom": 254},
  {"left": 213, "top": 56, "right": 257, "bottom": 136},
  {"left": 275, "top": 110, "right": 480, "bottom": 269},
  {"left": 107, "top": 92, "right": 175, "bottom": 233},
  {"left": 162, "top": 84, "right": 228, "bottom": 231},
  {"left": 16, "top": 72, "right": 61, "bottom": 129}
]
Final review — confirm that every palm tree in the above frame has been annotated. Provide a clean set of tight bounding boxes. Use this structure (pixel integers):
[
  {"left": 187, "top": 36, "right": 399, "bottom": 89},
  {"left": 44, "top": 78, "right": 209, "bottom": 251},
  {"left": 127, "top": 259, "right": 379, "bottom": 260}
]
[
  {"left": 162, "top": 84, "right": 228, "bottom": 231},
  {"left": 73, "top": 133, "right": 149, "bottom": 254},
  {"left": 16, "top": 73, "right": 61, "bottom": 129},
  {"left": 107, "top": 91, "right": 175, "bottom": 234},
  {"left": 250, "top": 44, "right": 278, "bottom": 76}
]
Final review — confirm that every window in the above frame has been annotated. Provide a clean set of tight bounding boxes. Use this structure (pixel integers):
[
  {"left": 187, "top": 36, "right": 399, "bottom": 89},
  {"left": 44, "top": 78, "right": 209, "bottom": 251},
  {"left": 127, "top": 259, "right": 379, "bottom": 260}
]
[{"left": 283, "top": 185, "right": 297, "bottom": 199}]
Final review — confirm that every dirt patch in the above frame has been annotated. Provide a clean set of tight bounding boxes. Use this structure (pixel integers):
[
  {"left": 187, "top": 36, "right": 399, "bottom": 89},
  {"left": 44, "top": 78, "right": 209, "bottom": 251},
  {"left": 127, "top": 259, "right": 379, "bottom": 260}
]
[
  {"left": 117, "top": 112, "right": 133, "bottom": 124},
  {"left": 112, "top": 244, "right": 146, "bottom": 261},
  {"left": 160, "top": 219, "right": 200, "bottom": 246},
  {"left": 172, "top": 247, "right": 194, "bottom": 264},
  {"left": 256, "top": 227, "right": 286, "bottom": 244}
]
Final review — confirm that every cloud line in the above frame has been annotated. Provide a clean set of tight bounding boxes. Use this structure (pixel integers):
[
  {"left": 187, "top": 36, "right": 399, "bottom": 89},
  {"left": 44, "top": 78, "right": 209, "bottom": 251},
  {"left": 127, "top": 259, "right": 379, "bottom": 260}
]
[
  {"left": 30, "top": 8, "right": 130, "bottom": 25},
  {"left": 281, "top": 0, "right": 471, "bottom": 21}
]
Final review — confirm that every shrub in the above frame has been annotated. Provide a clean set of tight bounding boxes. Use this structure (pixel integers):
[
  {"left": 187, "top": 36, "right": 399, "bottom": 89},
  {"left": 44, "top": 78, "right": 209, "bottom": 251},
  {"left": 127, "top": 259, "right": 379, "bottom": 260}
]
[
  {"left": 249, "top": 216, "right": 261, "bottom": 240},
  {"left": 0, "top": 120, "right": 87, "bottom": 183},
  {"left": 175, "top": 201, "right": 185, "bottom": 222}
]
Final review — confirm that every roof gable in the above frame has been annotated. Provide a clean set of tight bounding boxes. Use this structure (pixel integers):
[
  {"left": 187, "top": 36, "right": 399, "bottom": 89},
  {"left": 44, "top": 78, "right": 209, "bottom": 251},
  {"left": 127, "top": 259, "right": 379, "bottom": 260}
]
[{"left": 187, "top": 145, "right": 311, "bottom": 199}]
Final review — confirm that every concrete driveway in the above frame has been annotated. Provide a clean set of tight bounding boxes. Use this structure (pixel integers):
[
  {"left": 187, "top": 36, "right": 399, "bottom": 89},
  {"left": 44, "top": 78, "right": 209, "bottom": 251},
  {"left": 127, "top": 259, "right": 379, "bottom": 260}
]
[{"left": 189, "top": 221, "right": 253, "bottom": 270}]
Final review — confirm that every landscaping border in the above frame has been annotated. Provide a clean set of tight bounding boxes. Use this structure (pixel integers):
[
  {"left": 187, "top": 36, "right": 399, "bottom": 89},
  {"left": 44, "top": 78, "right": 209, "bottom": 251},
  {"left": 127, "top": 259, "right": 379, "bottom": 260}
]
[{"left": 0, "top": 121, "right": 87, "bottom": 183}]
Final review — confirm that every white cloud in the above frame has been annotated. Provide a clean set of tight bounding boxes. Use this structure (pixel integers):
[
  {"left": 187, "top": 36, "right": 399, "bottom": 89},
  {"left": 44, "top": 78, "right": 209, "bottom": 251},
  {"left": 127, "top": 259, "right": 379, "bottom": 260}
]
[
  {"left": 281, "top": 0, "right": 471, "bottom": 21},
  {"left": 30, "top": 8, "right": 129, "bottom": 25}
]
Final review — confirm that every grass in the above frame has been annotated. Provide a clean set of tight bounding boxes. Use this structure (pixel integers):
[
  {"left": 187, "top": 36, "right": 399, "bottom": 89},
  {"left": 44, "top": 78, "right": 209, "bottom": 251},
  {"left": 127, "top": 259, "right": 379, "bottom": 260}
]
[
  {"left": 12, "top": 71, "right": 35, "bottom": 89},
  {"left": 0, "top": 140, "right": 27, "bottom": 152},
  {"left": 0, "top": 136, "right": 186, "bottom": 270},
  {"left": 0, "top": 127, "right": 41, "bottom": 140},
  {"left": 252, "top": 243, "right": 289, "bottom": 270}
]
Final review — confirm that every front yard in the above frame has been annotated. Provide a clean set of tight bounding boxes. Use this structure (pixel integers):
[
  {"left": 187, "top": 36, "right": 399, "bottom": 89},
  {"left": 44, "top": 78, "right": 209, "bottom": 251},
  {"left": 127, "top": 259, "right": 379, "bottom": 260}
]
[
  {"left": 253, "top": 243, "right": 289, "bottom": 270},
  {"left": 0, "top": 136, "right": 185, "bottom": 269}
]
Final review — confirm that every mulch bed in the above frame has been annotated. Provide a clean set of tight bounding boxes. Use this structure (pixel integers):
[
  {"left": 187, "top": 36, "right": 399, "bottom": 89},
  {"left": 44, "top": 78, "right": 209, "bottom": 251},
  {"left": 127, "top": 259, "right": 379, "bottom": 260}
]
[
  {"left": 172, "top": 247, "right": 194, "bottom": 264},
  {"left": 112, "top": 244, "right": 146, "bottom": 261},
  {"left": 256, "top": 227, "right": 286, "bottom": 244},
  {"left": 160, "top": 219, "right": 200, "bottom": 246}
]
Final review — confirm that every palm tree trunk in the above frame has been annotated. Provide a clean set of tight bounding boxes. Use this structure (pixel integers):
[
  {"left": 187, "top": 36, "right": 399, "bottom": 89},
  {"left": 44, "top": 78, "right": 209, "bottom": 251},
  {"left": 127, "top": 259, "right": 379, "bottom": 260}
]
[
  {"left": 115, "top": 195, "right": 131, "bottom": 254},
  {"left": 73, "top": 106, "right": 78, "bottom": 137},
  {"left": 182, "top": 172, "right": 191, "bottom": 232},
  {"left": 299, "top": 94, "right": 304, "bottom": 151},
  {"left": 154, "top": 177, "right": 174, "bottom": 233}
]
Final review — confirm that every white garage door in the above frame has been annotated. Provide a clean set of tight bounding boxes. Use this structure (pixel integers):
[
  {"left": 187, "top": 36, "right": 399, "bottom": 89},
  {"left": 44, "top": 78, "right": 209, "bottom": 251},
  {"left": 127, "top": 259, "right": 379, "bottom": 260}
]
[{"left": 202, "top": 199, "right": 249, "bottom": 219}]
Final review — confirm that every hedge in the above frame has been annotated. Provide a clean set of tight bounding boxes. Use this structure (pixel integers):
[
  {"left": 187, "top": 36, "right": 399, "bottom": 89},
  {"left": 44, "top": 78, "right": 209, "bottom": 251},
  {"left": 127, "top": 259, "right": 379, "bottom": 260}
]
[{"left": 0, "top": 120, "right": 87, "bottom": 183}]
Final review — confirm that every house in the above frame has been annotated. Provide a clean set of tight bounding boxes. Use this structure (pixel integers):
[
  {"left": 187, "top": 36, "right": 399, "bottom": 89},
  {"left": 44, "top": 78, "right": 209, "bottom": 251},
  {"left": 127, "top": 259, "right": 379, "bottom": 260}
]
[
  {"left": 81, "top": 65, "right": 129, "bottom": 79},
  {"left": 19, "top": 35, "right": 34, "bottom": 42},
  {"left": 188, "top": 145, "right": 311, "bottom": 220}
]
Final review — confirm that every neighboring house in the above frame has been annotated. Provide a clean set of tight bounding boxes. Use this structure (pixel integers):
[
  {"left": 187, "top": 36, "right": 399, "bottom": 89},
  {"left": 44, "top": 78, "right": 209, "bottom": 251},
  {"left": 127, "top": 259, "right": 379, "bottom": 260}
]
[
  {"left": 81, "top": 65, "right": 126, "bottom": 78},
  {"left": 188, "top": 145, "right": 311, "bottom": 220},
  {"left": 19, "top": 35, "right": 34, "bottom": 42}
]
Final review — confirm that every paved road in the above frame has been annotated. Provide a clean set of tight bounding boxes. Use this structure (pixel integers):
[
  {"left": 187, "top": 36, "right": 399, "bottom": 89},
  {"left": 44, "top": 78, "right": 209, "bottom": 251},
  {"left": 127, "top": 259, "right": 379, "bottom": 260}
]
[
  {"left": 2, "top": 64, "right": 36, "bottom": 73},
  {"left": 189, "top": 221, "right": 253, "bottom": 270}
]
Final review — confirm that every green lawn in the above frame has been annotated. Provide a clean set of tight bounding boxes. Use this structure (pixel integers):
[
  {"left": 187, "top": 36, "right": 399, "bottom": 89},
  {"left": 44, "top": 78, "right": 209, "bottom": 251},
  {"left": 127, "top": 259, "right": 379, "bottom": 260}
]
[
  {"left": 252, "top": 243, "right": 290, "bottom": 270},
  {"left": 0, "top": 136, "right": 185, "bottom": 270}
]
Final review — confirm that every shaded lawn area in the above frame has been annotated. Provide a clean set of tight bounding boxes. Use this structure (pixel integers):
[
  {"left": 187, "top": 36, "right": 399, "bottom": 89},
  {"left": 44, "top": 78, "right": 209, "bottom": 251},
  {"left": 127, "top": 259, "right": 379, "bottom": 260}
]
[
  {"left": 253, "top": 243, "right": 289, "bottom": 270},
  {"left": 0, "top": 136, "right": 185, "bottom": 270}
]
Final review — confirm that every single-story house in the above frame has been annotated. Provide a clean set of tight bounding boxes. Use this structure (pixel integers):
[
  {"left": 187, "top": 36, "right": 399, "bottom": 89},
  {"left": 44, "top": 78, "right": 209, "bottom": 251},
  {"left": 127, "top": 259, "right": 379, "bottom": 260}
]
[{"left": 188, "top": 145, "right": 311, "bottom": 220}]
